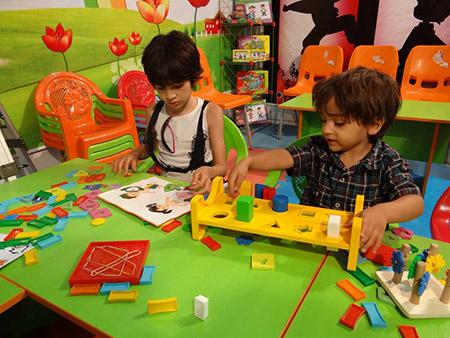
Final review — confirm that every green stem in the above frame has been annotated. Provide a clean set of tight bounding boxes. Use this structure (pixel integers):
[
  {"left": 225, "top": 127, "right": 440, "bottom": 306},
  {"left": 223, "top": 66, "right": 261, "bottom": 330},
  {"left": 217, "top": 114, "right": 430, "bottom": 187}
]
[
  {"left": 194, "top": 8, "right": 197, "bottom": 44},
  {"left": 61, "top": 52, "right": 68, "bottom": 71},
  {"left": 156, "top": 24, "right": 161, "bottom": 34},
  {"left": 117, "top": 56, "right": 121, "bottom": 77},
  {"left": 134, "top": 45, "right": 137, "bottom": 66}
]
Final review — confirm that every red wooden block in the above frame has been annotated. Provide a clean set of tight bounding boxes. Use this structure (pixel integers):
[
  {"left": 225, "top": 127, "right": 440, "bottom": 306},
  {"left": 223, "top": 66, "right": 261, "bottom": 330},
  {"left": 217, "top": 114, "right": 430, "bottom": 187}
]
[
  {"left": 17, "top": 214, "right": 38, "bottom": 222},
  {"left": 201, "top": 236, "right": 221, "bottom": 251},
  {"left": 51, "top": 207, "right": 68, "bottom": 218},
  {"left": 84, "top": 175, "right": 96, "bottom": 182},
  {"left": 51, "top": 181, "right": 68, "bottom": 188},
  {"left": 399, "top": 325, "right": 419, "bottom": 338},
  {"left": 73, "top": 196, "right": 88, "bottom": 206},
  {"left": 161, "top": 220, "right": 182, "bottom": 233},
  {"left": 364, "top": 244, "right": 395, "bottom": 266},
  {"left": 4, "top": 228, "right": 24, "bottom": 241},
  {"left": 339, "top": 303, "right": 366, "bottom": 329},
  {"left": 94, "top": 173, "right": 106, "bottom": 181},
  {"left": 262, "top": 187, "right": 276, "bottom": 200}
]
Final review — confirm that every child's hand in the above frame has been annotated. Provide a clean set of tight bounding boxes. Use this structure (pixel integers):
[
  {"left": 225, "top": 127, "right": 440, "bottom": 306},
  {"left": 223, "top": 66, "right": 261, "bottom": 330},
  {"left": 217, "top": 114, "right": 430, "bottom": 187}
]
[
  {"left": 354, "top": 205, "right": 389, "bottom": 253},
  {"left": 189, "top": 166, "right": 212, "bottom": 194},
  {"left": 227, "top": 158, "right": 251, "bottom": 197},
  {"left": 111, "top": 150, "right": 140, "bottom": 176}
]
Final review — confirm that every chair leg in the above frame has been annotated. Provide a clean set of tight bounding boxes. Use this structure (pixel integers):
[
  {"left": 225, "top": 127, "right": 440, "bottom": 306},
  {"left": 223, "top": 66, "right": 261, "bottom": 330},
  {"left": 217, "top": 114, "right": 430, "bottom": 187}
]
[
  {"left": 276, "top": 108, "right": 286, "bottom": 139},
  {"left": 243, "top": 107, "right": 253, "bottom": 149}
]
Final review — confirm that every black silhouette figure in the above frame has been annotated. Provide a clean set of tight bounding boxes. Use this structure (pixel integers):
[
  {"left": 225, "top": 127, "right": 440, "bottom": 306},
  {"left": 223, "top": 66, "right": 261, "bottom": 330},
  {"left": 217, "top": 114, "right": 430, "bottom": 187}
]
[
  {"left": 283, "top": 0, "right": 358, "bottom": 53},
  {"left": 398, "top": 0, "right": 450, "bottom": 81}
]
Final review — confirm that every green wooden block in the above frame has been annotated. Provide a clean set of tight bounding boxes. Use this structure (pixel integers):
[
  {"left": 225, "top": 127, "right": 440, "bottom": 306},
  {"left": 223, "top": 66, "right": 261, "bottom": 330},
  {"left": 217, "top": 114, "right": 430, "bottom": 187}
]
[
  {"left": 236, "top": 196, "right": 254, "bottom": 222},
  {"left": 49, "top": 199, "right": 69, "bottom": 207},
  {"left": 35, "top": 190, "right": 52, "bottom": 200},
  {"left": 31, "top": 232, "right": 54, "bottom": 246},
  {"left": 0, "top": 238, "right": 31, "bottom": 249},
  {"left": 28, "top": 220, "right": 48, "bottom": 229},
  {"left": 347, "top": 267, "right": 376, "bottom": 287},
  {"left": 0, "top": 219, "right": 24, "bottom": 227},
  {"left": 65, "top": 193, "right": 77, "bottom": 202},
  {"left": 39, "top": 216, "right": 58, "bottom": 226},
  {"left": 409, "top": 243, "right": 419, "bottom": 253}
]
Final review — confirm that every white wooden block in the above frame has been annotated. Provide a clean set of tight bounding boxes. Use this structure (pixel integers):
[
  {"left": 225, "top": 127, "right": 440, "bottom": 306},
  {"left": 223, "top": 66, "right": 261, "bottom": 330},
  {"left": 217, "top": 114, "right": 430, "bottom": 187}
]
[
  {"left": 194, "top": 295, "right": 209, "bottom": 320},
  {"left": 327, "top": 214, "right": 341, "bottom": 238}
]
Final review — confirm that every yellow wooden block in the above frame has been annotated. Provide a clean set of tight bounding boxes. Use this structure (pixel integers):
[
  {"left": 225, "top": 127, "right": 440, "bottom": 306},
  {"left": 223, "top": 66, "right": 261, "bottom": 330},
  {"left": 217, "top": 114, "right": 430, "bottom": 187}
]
[
  {"left": 251, "top": 253, "right": 275, "bottom": 270},
  {"left": 354, "top": 195, "right": 364, "bottom": 216},
  {"left": 239, "top": 180, "right": 253, "bottom": 196},
  {"left": 16, "top": 230, "right": 40, "bottom": 239},
  {"left": 347, "top": 217, "right": 362, "bottom": 271},
  {"left": 147, "top": 297, "right": 177, "bottom": 314},
  {"left": 108, "top": 290, "right": 138, "bottom": 303},
  {"left": 91, "top": 218, "right": 106, "bottom": 226},
  {"left": 47, "top": 212, "right": 56, "bottom": 218},
  {"left": 73, "top": 170, "right": 89, "bottom": 177},
  {"left": 24, "top": 249, "right": 38, "bottom": 266}
]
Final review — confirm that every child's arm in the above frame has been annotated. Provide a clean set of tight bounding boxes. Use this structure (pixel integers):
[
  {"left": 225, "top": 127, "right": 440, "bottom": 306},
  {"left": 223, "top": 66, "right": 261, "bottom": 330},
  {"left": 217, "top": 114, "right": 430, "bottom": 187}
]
[
  {"left": 190, "top": 103, "right": 227, "bottom": 194},
  {"left": 111, "top": 103, "right": 156, "bottom": 176},
  {"left": 227, "top": 148, "right": 294, "bottom": 197},
  {"left": 359, "top": 194, "right": 424, "bottom": 253}
]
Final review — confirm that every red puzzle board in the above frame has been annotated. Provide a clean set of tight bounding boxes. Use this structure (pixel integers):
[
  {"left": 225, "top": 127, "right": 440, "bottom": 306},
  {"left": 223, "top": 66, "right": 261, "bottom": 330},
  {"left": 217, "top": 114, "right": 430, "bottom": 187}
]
[{"left": 68, "top": 240, "right": 149, "bottom": 287}]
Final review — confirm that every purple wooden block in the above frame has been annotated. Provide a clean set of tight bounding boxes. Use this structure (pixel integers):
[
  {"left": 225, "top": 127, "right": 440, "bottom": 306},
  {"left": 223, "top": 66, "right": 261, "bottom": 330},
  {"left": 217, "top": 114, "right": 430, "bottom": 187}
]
[
  {"left": 79, "top": 199, "right": 100, "bottom": 211},
  {"left": 90, "top": 208, "right": 112, "bottom": 218}
]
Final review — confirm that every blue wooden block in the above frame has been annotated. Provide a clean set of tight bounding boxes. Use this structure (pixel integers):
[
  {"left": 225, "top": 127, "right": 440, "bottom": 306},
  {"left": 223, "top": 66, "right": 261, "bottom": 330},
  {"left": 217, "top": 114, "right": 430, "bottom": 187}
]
[
  {"left": 47, "top": 195, "right": 57, "bottom": 205},
  {"left": 255, "top": 184, "right": 265, "bottom": 198},
  {"left": 65, "top": 169, "right": 78, "bottom": 178},
  {"left": 37, "top": 235, "right": 62, "bottom": 249},
  {"left": 100, "top": 282, "right": 130, "bottom": 295},
  {"left": 272, "top": 194, "right": 288, "bottom": 212},
  {"left": 60, "top": 182, "right": 77, "bottom": 190},
  {"left": 20, "top": 194, "right": 35, "bottom": 203},
  {"left": 379, "top": 266, "right": 393, "bottom": 271},
  {"left": 362, "top": 302, "right": 386, "bottom": 328},
  {"left": 34, "top": 205, "right": 52, "bottom": 216},
  {"left": 5, "top": 214, "right": 18, "bottom": 220},
  {"left": 54, "top": 217, "right": 69, "bottom": 231},
  {"left": 68, "top": 211, "right": 89, "bottom": 218},
  {"left": 140, "top": 265, "right": 156, "bottom": 285}
]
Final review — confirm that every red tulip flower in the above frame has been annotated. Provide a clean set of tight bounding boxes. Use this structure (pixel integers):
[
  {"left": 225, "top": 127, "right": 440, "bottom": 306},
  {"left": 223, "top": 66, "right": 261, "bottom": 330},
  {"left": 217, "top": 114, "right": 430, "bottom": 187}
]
[
  {"left": 188, "top": 0, "right": 209, "bottom": 7},
  {"left": 41, "top": 23, "right": 73, "bottom": 71},
  {"left": 137, "top": 0, "right": 169, "bottom": 34},
  {"left": 129, "top": 32, "right": 142, "bottom": 66},
  {"left": 187, "top": 0, "right": 210, "bottom": 44},
  {"left": 109, "top": 37, "right": 128, "bottom": 76}
]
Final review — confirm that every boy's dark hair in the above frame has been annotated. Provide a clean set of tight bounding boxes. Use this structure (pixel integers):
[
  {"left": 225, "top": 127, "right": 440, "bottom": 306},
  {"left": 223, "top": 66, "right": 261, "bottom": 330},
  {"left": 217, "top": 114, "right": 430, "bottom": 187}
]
[
  {"left": 312, "top": 67, "right": 401, "bottom": 142},
  {"left": 142, "top": 30, "right": 203, "bottom": 87}
]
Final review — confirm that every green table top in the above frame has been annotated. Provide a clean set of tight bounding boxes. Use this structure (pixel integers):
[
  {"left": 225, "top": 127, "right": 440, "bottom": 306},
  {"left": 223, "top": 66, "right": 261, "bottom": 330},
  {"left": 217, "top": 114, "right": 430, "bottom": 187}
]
[
  {"left": 280, "top": 94, "right": 450, "bottom": 124},
  {"left": 0, "top": 159, "right": 327, "bottom": 337},
  {"left": 0, "top": 275, "right": 25, "bottom": 314},
  {"left": 285, "top": 235, "right": 450, "bottom": 338}
]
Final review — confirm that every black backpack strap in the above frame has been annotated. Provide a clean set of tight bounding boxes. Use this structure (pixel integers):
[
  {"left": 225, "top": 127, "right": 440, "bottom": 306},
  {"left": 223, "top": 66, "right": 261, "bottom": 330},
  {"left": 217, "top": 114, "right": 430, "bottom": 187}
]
[{"left": 145, "top": 100, "right": 165, "bottom": 169}]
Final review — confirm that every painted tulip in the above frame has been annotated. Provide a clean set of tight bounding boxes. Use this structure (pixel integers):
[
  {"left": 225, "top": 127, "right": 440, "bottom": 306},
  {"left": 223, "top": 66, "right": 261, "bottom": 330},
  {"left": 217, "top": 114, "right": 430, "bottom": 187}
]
[
  {"left": 41, "top": 23, "right": 73, "bottom": 53},
  {"left": 128, "top": 32, "right": 142, "bottom": 46},
  {"left": 137, "top": 0, "right": 169, "bottom": 31},
  {"left": 109, "top": 37, "right": 128, "bottom": 56},
  {"left": 188, "top": 0, "right": 209, "bottom": 7}
]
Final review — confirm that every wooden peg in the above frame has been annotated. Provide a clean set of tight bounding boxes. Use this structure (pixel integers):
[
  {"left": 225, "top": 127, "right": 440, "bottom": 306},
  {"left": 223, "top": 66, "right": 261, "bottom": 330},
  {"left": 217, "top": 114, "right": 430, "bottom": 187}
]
[
  {"left": 428, "top": 243, "right": 439, "bottom": 256},
  {"left": 410, "top": 261, "right": 426, "bottom": 305},
  {"left": 393, "top": 244, "right": 411, "bottom": 284},
  {"left": 440, "top": 270, "right": 450, "bottom": 304}
]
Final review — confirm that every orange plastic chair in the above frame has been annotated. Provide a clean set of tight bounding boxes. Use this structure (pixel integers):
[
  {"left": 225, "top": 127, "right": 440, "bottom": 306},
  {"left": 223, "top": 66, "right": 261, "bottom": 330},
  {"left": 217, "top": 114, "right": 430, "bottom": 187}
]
[
  {"left": 117, "top": 70, "right": 156, "bottom": 129},
  {"left": 194, "top": 48, "right": 252, "bottom": 110},
  {"left": 283, "top": 45, "right": 344, "bottom": 97},
  {"left": 401, "top": 45, "right": 450, "bottom": 102},
  {"left": 348, "top": 45, "right": 398, "bottom": 79},
  {"left": 35, "top": 72, "right": 139, "bottom": 163}
]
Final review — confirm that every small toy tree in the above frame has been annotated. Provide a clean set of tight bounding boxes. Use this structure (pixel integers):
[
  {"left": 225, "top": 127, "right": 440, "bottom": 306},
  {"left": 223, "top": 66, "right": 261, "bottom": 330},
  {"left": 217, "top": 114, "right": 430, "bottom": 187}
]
[{"left": 392, "top": 244, "right": 410, "bottom": 284}]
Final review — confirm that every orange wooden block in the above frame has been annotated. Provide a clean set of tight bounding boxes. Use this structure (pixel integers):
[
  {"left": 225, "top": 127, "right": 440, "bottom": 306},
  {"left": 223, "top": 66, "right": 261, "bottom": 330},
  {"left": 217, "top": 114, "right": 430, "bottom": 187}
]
[
  {"left": 337, "top": 279, "right": 366, "bottom": 301},
  {"left": 70, "top": 284, "right": 101, "bottom": 296},
  {"left": 7, "top": 206, "right": 28, "bottom": 215},
  {"left": 28, "top": 203, "right": 47, "bottom": 212}
]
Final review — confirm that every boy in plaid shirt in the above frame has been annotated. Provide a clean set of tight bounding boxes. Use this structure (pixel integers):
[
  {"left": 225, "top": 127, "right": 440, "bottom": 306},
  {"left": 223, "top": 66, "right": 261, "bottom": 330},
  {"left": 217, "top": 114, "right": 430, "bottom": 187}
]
[{"left": 228, "top": 67, "right": 424, "bottom": 253}]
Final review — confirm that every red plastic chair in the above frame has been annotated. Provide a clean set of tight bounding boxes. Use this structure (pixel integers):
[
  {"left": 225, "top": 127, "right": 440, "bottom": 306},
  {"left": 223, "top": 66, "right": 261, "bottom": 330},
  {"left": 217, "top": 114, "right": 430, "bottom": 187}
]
[
  {"left": 348, "top": 45, "right": 398, "bottom": 79},
  {"left": 401, "top": 45, "right": 450, "bottom": 102},
  {"left": 117, "top": 70, "right": 156, "bottom": 129},
  {"left": 35, "top": 72, "right": 139, "bottom": 163},
  {"left": 430, "top": 186, "right": 450, "bottom": 243}
]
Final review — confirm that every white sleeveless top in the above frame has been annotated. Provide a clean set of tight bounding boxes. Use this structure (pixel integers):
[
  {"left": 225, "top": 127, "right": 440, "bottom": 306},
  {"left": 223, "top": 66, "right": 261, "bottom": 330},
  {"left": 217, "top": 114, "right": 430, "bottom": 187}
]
[{"left": 154, "top": 98, "right": 213, "bottom": 182}]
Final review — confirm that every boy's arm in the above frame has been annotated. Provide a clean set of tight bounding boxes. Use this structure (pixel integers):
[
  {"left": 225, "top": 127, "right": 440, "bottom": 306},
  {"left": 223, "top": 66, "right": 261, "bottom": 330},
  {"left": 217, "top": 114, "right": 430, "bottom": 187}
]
[
  {"left": 190, "top": 103, "right": 227, "bottom": 193},
  {"left": 359, "top": 194, "right": 424, "bottom": 253},
  {"left": 227, "top": 148, "right": 294, "bottom": 196}
]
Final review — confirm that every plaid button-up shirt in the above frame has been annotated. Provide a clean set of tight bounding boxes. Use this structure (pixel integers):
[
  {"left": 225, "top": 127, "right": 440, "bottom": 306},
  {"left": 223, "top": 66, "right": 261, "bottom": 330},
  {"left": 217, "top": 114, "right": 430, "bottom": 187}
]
[{"left": 286, "top": 136, "right": 420, "bottom": 212}]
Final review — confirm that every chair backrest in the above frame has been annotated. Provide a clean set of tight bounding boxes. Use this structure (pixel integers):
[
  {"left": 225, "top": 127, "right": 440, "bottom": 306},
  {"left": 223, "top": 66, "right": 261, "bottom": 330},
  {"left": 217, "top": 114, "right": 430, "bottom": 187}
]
[
  {"left": 295, "top": 45, "right": 344, "bottom": 93},
  {"left": 35, "top": 72, "right": 101, "bottom": 127},
  {"left": 401, "top": 45, "right": 450, "bottom": 102},
  {"left": 430, "top": 186, "right": 450, "bottom": 243},
  {"left": 117, "top": 70, "right": 155, "bottom": 111},
  {"left": 196, "top": 47, "right": 216, "bottom": 93},
  {"left": 348, "top": 45, "right": 399, "bottom": 79}
]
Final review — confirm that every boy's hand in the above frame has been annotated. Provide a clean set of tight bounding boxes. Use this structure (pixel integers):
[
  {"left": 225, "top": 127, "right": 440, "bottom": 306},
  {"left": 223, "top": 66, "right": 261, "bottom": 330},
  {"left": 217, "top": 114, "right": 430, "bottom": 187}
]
[
  {"left": 190, "top": 166, "right": 212, "bottom": 194},
  {"left": 227, "top": 158, "right": 251, "bottom": 197},
  {"left": 354, "top": 205, "right": 389, "bottom": 253},
  {"left": 111, "top": 150, "right": 140, "bottom": 176}
]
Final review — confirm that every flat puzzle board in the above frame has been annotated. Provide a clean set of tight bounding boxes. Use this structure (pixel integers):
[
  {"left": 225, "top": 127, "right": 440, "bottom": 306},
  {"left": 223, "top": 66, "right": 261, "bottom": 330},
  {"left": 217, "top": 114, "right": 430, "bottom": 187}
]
[{"left": 376, "top": 270, "right": 450, "bottom": 318}]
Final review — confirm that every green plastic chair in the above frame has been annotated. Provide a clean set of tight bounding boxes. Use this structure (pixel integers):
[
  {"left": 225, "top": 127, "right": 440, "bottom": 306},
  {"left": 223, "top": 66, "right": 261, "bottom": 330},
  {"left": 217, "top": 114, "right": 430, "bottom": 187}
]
[
  {"left": 263, "top": 133, "right": 320, "bottom": 200},
  {"left": 136, "top": 115, "right": 248, "bottom": 173}
]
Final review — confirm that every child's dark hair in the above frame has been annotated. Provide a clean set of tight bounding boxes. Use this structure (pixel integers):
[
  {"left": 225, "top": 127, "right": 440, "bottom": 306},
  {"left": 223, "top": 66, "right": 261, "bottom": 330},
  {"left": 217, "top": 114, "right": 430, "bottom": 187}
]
[
  {"left": 312, "top": 67, "right": 401, "bottom": 142},
  {"left": 141, "top": 30, "right": 202, "bottom": 87}
]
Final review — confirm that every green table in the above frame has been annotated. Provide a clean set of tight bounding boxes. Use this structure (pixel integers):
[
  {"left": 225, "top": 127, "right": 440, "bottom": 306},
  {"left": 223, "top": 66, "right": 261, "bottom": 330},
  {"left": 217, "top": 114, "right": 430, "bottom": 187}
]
[
  {"left": 0, "top": 275, "right": 25, "bottom": 314},
  {"left": 0, "top": 159, "right": 327, "bottom": 337},
  {"left": 278, "top": 94, "right": 450, "bottom": 195},
  {"left": 285, "top": 236, "right": 450, "bottom": 338}
]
